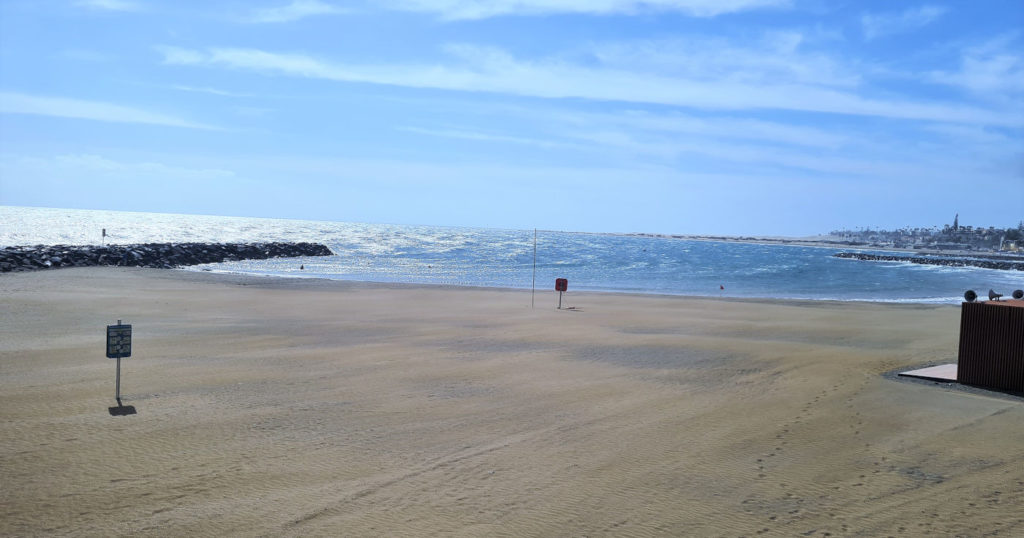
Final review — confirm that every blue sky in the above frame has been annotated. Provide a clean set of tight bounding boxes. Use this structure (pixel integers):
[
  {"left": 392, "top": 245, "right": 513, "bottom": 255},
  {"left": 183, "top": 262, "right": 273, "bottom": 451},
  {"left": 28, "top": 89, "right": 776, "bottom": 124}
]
[{"left": 0, "top": 0, "right": 1021, "bottom": 236}]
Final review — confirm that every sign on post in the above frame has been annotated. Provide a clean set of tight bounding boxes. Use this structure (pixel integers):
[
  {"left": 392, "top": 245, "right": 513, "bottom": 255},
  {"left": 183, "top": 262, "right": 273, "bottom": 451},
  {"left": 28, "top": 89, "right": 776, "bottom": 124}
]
[
  {"left": 555, "top": 278, "right": 568, "bottom": 309},
  {"left": 106, "top": 323, "right": 132, "bottom": 358},
  {"left": 106, "top": 321, "right": 135, "bottom": 414}
]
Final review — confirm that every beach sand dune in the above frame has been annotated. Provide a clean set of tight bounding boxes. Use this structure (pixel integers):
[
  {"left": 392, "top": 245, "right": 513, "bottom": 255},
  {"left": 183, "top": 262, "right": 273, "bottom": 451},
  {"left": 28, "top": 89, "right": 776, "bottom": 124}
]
[{"left": 1, "top": 268, "right": 1021, "bottom": 536}]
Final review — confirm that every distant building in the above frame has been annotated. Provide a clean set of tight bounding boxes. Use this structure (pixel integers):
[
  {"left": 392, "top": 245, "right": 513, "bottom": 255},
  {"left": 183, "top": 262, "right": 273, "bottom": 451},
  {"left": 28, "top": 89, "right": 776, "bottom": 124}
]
[{"left": 830, "top": 219, "right": 1021, "bottom": 253}]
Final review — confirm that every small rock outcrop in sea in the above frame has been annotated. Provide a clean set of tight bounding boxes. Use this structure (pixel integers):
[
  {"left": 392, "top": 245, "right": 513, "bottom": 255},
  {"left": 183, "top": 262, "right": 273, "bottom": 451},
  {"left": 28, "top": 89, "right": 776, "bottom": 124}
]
[
  {"left": 833, "top": 252, "right": 1024, "bottom": 271},
  {"left": 0, "top": 242, "right": 333, "bottom": 273}
]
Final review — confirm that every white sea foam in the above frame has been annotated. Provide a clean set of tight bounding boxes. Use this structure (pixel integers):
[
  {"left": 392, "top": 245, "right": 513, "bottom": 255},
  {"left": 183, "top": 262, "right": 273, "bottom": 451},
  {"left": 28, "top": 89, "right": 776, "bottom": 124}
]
[{"left": 0, "top": 206, "right": 335, "bottom": 246}]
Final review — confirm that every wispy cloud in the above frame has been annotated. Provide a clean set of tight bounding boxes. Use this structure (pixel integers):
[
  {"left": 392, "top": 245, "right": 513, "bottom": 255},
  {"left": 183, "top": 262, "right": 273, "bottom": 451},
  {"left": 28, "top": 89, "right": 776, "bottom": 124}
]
[
  {"left": 156, "top": 46, "right": 207, "bottom": 64},
  {"left": 927, "top": 33, "right": 1024, "bottom": 96},
  {"left": 74, "top": 0, "right": 144, "bottom": 12},
  {"left": 0, "top": 91, "right": 218, "bottom": 129},
  {"left": 583, "top": 33, "right": 860, "bottom": 87},
  {"left": 41, "top": 154, "right": 235, "bottom": 180},
  {"left": 393, "top": 94, "right": 1021, "bottom": 187},
  {"left": 172, "top": 85, "right": 254, "bottom": 97},
  {"left": 157, "top": 44, "right": 1018, "bottom": 126},
  {"left": 246, "top": 0, "right": 348, "bottom": 23},
  {"left": 562, "top": 110, "right": 850, "bottom": 149},
  {"left": 861, "top": 5, "right": 947, "bottom": 41},
  {"left": 384, "top": 0, "right": 790, "bottom": 20},
  {"left": 564, "top": 127, "right": 923, "bottom": 177},
  {"left": 398, "top": 125, "right": 578, "bottom": 149}
]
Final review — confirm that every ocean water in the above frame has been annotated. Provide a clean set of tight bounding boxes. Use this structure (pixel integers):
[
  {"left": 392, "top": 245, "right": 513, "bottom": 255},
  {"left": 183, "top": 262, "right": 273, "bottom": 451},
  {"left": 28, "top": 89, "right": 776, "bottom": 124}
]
[{"left": 3, "top": 206, "right": 1022, "bottom": 304}]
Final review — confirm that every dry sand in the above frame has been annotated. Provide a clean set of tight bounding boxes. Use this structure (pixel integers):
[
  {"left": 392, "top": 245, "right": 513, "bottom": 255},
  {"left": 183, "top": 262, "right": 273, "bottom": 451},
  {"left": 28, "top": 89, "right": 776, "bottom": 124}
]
[{"left": 1, "top": 267, "right": 1021, "bottom": 537}]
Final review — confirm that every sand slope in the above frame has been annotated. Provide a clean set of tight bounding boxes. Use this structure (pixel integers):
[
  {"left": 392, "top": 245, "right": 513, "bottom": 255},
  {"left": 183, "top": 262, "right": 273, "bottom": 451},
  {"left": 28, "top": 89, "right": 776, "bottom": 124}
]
[{"left": 1, "top": 268, "right": 1021, "bottom": 536}]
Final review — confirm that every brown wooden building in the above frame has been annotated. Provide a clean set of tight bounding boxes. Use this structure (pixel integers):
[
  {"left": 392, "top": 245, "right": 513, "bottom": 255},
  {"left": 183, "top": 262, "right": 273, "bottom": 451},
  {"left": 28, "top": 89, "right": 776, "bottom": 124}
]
[{"left": 957, "top": 299, "right": 1024, "bottom": 392}]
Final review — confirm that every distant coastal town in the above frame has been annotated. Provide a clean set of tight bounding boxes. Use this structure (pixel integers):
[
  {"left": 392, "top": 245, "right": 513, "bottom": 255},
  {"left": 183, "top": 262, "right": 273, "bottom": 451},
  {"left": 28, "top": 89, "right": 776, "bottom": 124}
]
[
  {"left": 828, "top": 214, "right": 1023, "bottom": 253},
  {"left": 630, "top": 214, "right": 1023, "bottom": 255},
  {"left": 623, "top": 215, "right": 1024, "bottom": 273}
]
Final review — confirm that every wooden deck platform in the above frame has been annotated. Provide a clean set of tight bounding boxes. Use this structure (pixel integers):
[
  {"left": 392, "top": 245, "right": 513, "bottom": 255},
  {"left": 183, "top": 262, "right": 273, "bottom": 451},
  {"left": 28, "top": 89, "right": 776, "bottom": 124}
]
[{"left": 899, "top": 363, "right": 959, "bottom": 382}]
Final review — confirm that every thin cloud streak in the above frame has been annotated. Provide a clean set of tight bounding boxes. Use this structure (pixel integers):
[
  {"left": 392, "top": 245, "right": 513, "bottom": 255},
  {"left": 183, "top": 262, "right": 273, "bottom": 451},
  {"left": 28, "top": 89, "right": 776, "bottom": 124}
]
[
  {"left": 42, "top": 154, "right": 235, "bottom": 180},
  {"left": 172, "top": 85, "right": 254, "bottom": 97},
  {"left": 927, "top": 33, "right": 1024, "bottom": 96},
  {"left": 158, "top": 45, "right": 1018, "bottom": 126},
  {"left": 246, "top": 0, "right": 348, "bottom": 23},
  {"left": 397, "top": 126, "right": 578, "bottom": 149},
  {"left": 861, "top": 5, "right": 947, "bottom": 41},
  {"left": 74, "top": 0, "right": 143, "bottom": 12},
  {"left": 564, "top": 110, "right": 850, "bottom": 149},
  {"left": 0, "top": 91, "right": 219, "bottom": 130},
  {"left": 385, "top": 0, "right": 791, "bottom": 20},
  {"left": 393, "top": 99, "right": 1019, "bottom": 182},
  {"left": 557, "top": 123, "right": 954, "bottom": 179},
  {"left": 585, "top": 33, "right": 860, "bottom": 87}
]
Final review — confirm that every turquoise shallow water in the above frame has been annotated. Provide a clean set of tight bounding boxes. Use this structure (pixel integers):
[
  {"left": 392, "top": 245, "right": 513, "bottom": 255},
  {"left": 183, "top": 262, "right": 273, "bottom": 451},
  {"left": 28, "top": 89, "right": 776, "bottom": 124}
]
[{"left": 3, "top": 206, "right": 1021, "bottom": 303}]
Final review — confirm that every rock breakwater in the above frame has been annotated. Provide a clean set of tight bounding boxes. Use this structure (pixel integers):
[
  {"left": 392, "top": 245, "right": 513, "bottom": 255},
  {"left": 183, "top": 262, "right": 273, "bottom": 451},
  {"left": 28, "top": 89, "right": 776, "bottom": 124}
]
[
  {"left": 834, "top": 252, "right": 1024, "bottom": 271},
  {"left": 1, "top": 242, "right": 333, "bottom": 273}
]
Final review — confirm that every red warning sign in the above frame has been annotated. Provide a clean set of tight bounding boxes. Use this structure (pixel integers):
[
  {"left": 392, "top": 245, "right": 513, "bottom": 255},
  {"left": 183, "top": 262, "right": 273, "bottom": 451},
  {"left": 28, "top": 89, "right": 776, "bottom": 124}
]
[{"left": 555, "top": 278, "right": 568, "bottom": 292}]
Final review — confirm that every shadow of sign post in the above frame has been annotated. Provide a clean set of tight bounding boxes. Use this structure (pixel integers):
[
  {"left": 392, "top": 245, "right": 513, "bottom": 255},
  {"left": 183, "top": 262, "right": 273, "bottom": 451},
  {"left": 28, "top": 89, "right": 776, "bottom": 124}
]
[{"left": 107, "top": 320, "right": 137, "bottom": 416}]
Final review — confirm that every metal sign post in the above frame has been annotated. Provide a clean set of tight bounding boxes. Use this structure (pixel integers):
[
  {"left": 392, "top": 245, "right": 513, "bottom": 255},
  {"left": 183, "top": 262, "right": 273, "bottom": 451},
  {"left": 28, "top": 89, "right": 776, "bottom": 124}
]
[
  {"left": 532, "top": 229, "right": 537, "bottom": 309},
  {"left": 555, "top": 278, "right": 568, "bottom": 309},
  {"left": 106, "top": 320, "right": 132, "bottom": 406}
]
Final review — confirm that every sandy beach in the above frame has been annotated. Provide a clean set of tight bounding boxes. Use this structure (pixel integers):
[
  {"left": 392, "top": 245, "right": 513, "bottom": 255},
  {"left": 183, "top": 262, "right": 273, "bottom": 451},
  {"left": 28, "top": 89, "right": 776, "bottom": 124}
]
[{"left": 1, "top": 267, "right": 1021, "bottom": 537}]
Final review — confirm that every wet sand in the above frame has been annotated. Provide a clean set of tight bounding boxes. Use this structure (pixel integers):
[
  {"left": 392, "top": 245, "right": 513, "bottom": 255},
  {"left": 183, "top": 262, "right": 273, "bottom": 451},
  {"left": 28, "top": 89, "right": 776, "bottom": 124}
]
[{"left": 1, "top": 267, "right": 1021, "bottom": 536}]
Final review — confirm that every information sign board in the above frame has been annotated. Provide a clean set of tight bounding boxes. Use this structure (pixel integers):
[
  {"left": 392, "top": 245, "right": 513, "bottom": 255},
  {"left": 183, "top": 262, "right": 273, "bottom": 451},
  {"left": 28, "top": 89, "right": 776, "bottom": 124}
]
[{"left": 106, "top": 324, "right": 132, "bottom": 358}]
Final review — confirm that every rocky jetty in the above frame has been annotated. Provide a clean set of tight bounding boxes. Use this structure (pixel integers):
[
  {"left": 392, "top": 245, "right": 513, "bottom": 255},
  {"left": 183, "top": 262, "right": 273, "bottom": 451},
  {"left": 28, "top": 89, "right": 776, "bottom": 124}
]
[
  {"left": 0, "top": 242, "right": 333, "bottom": 273},
  {"left": 834, "top": 252, "right": 1024, "bottom": 271}
]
